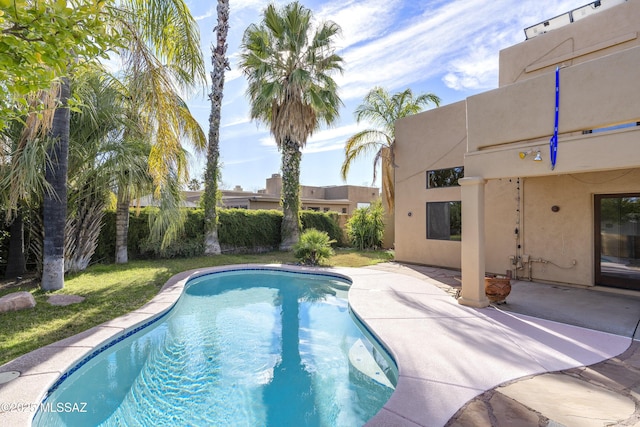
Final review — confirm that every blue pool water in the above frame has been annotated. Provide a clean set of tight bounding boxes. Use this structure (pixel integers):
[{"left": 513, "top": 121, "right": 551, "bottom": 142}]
[{"left": 33, "top": 269, "right": 396, "bottom": 426}]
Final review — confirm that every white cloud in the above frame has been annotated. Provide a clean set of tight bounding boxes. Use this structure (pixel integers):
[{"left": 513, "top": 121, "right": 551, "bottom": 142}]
[
  {"left": 223, "top": 156, "right": 264, "bottom": 166},
  {"left": 442, "top": 45, "right": 500, "bottom": 91},
  {"left": 259, "top": 135, "right": 277, "bottom": 148},
  {"left": 441, "top": 0, "right": 583, "bottom": 91},
  {"left": 303, "top": 122, "right": 371, "bottom": 154},
  {"left": 336, "top": 0, "right": 496, "bottom": 99},
  {"left": 316, "top": 0, "right": 403, "bottom": 49},
  {"left": 222, "top": 115, "right": 251, "bottom": 128},
  {"left": 334, "top": 0, "right": 588, "bottom": 99}
]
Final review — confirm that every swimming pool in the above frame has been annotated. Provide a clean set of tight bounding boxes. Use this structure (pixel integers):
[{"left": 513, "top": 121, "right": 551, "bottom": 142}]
[{"left": 33, "top": 269, "right": 396, "bottom": 426}]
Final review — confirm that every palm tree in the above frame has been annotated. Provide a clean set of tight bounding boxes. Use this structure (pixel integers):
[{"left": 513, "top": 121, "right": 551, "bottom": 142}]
[
  {"left": 112, "top": 0, "right": 207, "bottom": 263},
  {"left": 0, "top": 98, "right": 55, "bottom": 279},
  {"left": 239, "top": 1, "right": 344, "bottom": 250},
  {"left": 187, "top": 178, "right": 201, "bottom": 191},
  {"left": 64, "top": 69, "right": 153, "bottom": 272},
  {"left": 3, "top": 0, "right": 205, "bottom": 286},
  {"left": 42, "top": 79, "right": 71, "bottom": 291},
  {"left": 341, "top": 87, "right": 441, "bottom": 211},
  {"left": 203, "top": 0, "right": 230, "bottom": 256}
]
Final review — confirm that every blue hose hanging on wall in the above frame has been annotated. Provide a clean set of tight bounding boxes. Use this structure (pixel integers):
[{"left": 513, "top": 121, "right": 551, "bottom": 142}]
[{"left": 550, "top": 66, "right": 560, "bottom": 170}]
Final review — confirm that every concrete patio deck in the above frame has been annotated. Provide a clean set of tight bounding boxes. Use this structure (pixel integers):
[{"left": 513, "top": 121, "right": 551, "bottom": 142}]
[
  {"left": 0, "top": 262, "right": 638, "bottom": 426},
  {"left": 357, "top": 263, "right": 640, "bottom": 427}
]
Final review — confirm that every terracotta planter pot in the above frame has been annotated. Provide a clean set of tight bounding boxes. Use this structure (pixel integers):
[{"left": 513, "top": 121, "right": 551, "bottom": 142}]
[{"left": 484, "top": 277, "right": 511, "bottom": 304}]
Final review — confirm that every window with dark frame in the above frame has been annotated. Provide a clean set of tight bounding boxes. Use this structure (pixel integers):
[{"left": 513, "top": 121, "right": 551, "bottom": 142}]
[
  {"left": 426, "top": 201, "right": 461, "bottom": 241},
  {"left": 427, "top": 167, "right": 464, "bottom": 189}
]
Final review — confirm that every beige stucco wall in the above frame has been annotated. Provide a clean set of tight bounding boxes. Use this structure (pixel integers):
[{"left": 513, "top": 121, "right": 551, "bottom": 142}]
[
  {"left": 343, "top": 186, "right": 381, "bottom": 214},
  {"left": 499, "top": 0, "right": 640, "bottom": 86},
  {"left": 468, "top": 45, "right": 640, "bottom": 156},
  {"left": 394, "top": 101, "right": 467, "bottom": 267},
  {"left": 507, "top": 169, "right": 640, "bottom": 286},
  {"left": 301, "top": 186, "right": 326, "bottom": 199},
  {"left": 394, "top": 93, "right": 640, "bottom": 287},
  {"left": 398, "top": 162, "right": 640, "bottom": 287},
  {"left": 249, "top": 200, "right": 280, "bottom": 210},
  {"left": 265, "top": 173, "right": 378, "bottom": 215},
  {"left": 484, "top": 178, "right": 520, "bottom": 276}
]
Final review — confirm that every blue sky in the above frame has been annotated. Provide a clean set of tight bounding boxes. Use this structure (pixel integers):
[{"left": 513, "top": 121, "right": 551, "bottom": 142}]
[{"left": 183, "top": 0, "right": 581, "bottom": 192}]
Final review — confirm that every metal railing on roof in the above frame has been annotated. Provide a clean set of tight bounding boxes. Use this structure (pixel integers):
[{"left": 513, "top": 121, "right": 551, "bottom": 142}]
[{"left": 524, "top": 0, "right": 627, "bottom": 40}]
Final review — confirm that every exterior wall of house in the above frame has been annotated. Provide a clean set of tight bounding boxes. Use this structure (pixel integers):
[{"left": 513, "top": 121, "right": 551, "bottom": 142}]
[
  {"left": 509, "top": 169, "right": 640, "bottom": 286},
  {"left": 466, "top": 44, "right": 640, "bottom": 178},
  {"left": 396, "top": 101, "right": 640, "bottom": 286},
  {"left": 301, "top": 186, "right": 327, "bottom": 199},
  {"left": 394, "top": 0, "right": 640, "bottom": 289},
  {"left": 249, "top": 200, "right": 280, "bottom": 210},
  {"left": 481, "top": 170, "right": 640, "bottom": 285},
  {"left": 395, "top": 101, "right": 467, "bottom": 267}
]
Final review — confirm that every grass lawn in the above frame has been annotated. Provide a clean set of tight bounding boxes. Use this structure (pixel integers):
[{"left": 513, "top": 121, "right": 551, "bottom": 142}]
[{"left": 0, "top": 249, "right": 393, "bottom": 366}]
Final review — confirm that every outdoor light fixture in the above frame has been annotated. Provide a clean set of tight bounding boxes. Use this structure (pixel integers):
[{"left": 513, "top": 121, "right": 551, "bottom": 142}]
[{"left": 519, "top": 149, "right": 543, "bottom": 161}]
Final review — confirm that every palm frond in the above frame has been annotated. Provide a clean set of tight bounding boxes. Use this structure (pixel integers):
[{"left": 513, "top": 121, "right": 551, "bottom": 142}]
[
  {"left": 119, "top": 0, "right": 207, "bottom": 90},
  {"left": 340, "top": 129, "right": 388, "bottom": 180},
  {"left": 240, "top": 1, "right": 344, "bottom": 147}
]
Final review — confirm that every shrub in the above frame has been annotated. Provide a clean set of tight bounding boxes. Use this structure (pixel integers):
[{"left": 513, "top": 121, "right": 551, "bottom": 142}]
[
  {"left": 300, "top": 210, "right": 344, "bottom": 246},
  {"left": 346, "top": 200, "right": 385, "bottom": 250},
  {"left": 293, "top": 228, "right": 335, "bottom": 266}
]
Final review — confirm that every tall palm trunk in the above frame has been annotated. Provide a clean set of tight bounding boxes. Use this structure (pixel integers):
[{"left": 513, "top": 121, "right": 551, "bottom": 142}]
[
  {"left": 204, "top": 0, "right": 229, "bottom": 256},
  {"left": 280, "top": 137, "right": 301, "bottom": 250},
  {"left": 115, "top": 192, "right": 130, "bottom": 263},
  {"left": 42, "top": 78, "right": 70, "bottom": 291}
]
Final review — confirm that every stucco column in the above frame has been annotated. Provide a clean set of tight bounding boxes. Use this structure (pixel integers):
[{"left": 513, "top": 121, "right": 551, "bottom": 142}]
[{"left": 457, "top": 176, "right": 489, "bottom": 308}]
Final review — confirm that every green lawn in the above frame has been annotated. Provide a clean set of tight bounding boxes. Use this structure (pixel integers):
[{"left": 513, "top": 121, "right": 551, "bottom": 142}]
[{"left": 0, "top": 249, "right": 393, "bottom": 366}]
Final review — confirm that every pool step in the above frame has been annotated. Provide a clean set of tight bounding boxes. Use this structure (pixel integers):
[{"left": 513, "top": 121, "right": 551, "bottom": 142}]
[{"left": 348, "top": 339, "right": 395, "bottom": 389}]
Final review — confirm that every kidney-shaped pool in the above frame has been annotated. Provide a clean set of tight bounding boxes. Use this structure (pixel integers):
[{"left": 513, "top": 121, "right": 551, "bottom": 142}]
[{"left": 33, "top": 268, "right": 396, "bottom": 426}]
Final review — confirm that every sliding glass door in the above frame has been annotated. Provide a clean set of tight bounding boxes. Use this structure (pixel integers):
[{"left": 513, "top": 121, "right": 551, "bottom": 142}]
[{"left": 595, "top": 194, "right": 640, "bottom": 290}]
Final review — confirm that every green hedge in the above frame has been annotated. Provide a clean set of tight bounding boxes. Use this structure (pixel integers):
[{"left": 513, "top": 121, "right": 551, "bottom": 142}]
[
  {"left": 95, "top": 208, "right": 343, "bottom": 262},
  {"left": 218, "top": 209, "right": 282, "bottom": 252},
  {"left": 300, "top": 211, "right": 344, "bottom": 246}
]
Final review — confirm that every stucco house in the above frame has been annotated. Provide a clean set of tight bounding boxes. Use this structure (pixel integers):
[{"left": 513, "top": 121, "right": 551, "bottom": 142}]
[
  {"left": 221, "top": 173, "right": 380, "bottom": 215},
  {"left": 394, "top": 0, "right": 640, "bottom": 307}
]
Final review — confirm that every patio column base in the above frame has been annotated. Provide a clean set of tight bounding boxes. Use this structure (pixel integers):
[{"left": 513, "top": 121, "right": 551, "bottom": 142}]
[{"left": 457, "top": 296, "right": 490, "bottom": 308}]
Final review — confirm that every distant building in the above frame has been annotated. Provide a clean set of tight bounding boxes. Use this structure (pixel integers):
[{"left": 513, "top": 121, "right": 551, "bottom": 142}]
[
  {"left": 221, "top": 174, "right": 380, "bottom": 215},
  {"left": 133, "top": 173, "right": 379, "bottom": 214},
  {"left": 134, "top": 173, "right": 379, "bottom": 215}
]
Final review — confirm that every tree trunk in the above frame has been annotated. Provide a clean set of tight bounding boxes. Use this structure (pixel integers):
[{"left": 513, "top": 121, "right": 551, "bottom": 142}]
[
  {"left": 42, "top": 78, "right": 70, "bottom": 291},
  {"left": 279, "top": 137, "right": 301, "bottom": 250},
  {"left": 65, "top": 191, "right": 105, "bottom": 273},
  {"left": 203, "top": 0, "right": 230, "bottom": 256},
  {"left": 5, "top": 211, "right": 26, "bottom": 279},
  {"left": 115, "top": 192, "right": 130, "bottom": 264}
]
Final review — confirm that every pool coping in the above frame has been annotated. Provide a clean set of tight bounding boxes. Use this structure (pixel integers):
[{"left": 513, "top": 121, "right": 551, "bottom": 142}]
[{"left": 0, "top": 264, "right": 633, "bottom": 426}]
